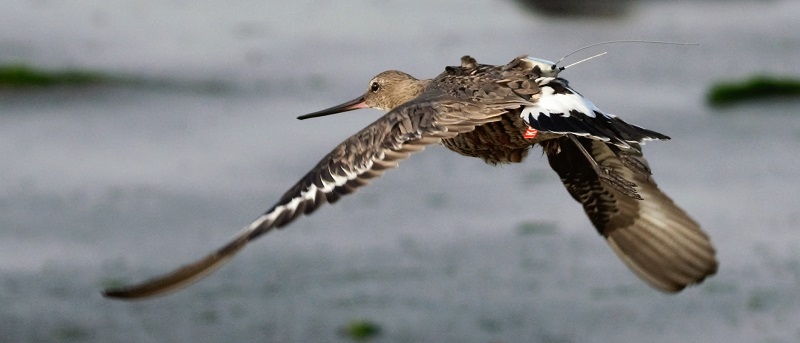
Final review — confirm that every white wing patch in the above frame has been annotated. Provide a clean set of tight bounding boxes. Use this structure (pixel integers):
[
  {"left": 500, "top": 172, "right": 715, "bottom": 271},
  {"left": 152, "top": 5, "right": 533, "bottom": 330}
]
[
  {"left": 519, "top": 76, "right": 667, "bottom": 148},
  {"left": 521, "top": 77, "right": 608, "bottom": 120}
]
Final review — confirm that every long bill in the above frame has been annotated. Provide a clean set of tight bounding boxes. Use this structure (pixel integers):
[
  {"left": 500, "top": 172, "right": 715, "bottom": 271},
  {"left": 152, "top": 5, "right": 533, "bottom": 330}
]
[{"left": 297, "top": 95, "right": 368, "bottom": 120}]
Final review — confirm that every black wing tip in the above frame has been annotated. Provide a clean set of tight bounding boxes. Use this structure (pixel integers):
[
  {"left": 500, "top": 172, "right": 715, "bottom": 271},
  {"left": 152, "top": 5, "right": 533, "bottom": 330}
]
[
  {"left": 101, "top": 289, "right": 122, "bottom": 298},
  {"left": 100, "top": 236, "right": 251, "bottom": 301},
  {"left": 101, "top": 281, "right": 191, "bottom": 299},
  {"left": 629, "top": 123, "right": 670, "bottom": 141},
  {"left": 99, "top": 275, "right": 188, "bottom": 300},
  {"left": 99, "top": 280, "right": 196, "bottom": 301},
  {"left": 101, "top": 287, "right": 147, "bottom": 300},
  {"left": 101, "top": 289, "right": 119, "bottom": 298}
]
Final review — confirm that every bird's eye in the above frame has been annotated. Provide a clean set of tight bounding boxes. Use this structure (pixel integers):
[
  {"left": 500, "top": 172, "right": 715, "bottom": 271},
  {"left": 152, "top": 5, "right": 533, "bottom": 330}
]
[{"left": 370, "top": 82, "right": 380, "bottom": 93}]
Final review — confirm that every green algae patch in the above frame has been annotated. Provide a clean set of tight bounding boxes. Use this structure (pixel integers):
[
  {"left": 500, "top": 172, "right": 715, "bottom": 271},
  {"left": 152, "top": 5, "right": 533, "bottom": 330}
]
[
  {"left": 0, "top": 64, "right": 233, "bottom": 94},
  {"left": 338, "top": 319, "right": 382, "bottom": 341},
  {"left": 0, "top": 64, "right": 118, "bottom": 87},
  {"left": 707, "top": 75, "right": 800, "bottom": 107}
]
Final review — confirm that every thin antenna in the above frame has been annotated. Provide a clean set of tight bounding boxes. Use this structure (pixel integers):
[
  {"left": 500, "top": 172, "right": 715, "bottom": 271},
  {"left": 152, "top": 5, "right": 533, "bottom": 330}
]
[
  {"left": 560, "top": 51, "right": 608, "bottom": 70},
  {"left": 552, "top": 40, "right": 699, "bottom": 68}
]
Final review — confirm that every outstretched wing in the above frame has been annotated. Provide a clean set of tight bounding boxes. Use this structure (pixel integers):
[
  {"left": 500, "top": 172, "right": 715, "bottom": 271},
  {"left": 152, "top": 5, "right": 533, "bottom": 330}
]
[
  {"left": 102, "top": 94, "right": 506, "bottom": 299},
  {"left": 523, "top": 77, "right": 670, "bottom": 149},
  {"left": 543, "top": 136, "right": 717, "bottom": 292}
]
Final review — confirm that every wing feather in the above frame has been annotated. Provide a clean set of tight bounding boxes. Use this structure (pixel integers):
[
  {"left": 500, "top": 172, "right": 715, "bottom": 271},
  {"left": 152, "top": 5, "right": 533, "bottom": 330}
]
[
  {"left": 544, "top": 136, "right": 717, "bottom": 292},
  {"left": 102, "top": 95, "right": 503, "bottom": 299}
]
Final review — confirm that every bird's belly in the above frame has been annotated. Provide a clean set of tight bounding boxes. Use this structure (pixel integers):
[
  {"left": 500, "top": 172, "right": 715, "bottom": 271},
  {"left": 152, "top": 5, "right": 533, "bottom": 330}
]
[{"left": 441, "top": 113, "right": 535, "bottom": 165}]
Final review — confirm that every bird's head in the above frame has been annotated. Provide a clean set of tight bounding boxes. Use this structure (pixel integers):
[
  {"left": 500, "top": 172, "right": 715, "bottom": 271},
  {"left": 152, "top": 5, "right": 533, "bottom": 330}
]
[{"left": 298, "top": 70, "right": 427, "bottom": 119}]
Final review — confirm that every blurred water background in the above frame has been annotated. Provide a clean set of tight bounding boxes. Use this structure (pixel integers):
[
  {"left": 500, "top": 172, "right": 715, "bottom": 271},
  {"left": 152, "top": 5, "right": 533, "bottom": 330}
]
[{"left": 1, "top": 0, "right": 800, "bottom": 342}]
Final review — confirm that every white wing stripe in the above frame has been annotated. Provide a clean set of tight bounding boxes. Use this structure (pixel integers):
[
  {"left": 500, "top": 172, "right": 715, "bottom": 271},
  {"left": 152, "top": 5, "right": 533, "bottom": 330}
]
[{"left": 243, "top": 159, "right": 373, "bottom": 235}]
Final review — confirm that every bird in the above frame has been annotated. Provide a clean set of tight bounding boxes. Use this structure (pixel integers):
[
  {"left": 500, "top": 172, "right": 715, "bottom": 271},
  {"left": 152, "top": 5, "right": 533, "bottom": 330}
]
[{"left": 103, "top": 54, "right": 717, "bottom": 299}]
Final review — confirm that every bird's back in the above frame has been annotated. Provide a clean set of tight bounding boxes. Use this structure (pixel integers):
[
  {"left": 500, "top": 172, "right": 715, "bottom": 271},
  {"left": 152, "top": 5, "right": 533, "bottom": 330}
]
[{"left": 428, "top": 56, "right": 544, "bottom": 164}]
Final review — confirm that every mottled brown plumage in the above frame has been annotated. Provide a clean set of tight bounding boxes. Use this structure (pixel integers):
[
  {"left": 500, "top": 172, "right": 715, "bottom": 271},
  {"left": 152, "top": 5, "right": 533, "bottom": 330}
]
[{"left": 103, "top": 55, "right": 716, "bottom": 299}]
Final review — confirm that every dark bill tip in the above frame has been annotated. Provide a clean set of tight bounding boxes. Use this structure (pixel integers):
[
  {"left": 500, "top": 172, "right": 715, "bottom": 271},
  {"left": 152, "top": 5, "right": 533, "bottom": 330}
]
[{"left": 297, "top": 96, "right": 368, "bottom": 120}]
